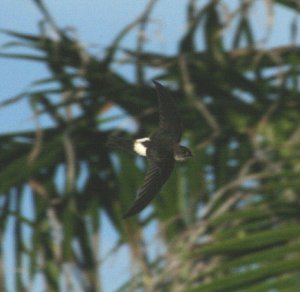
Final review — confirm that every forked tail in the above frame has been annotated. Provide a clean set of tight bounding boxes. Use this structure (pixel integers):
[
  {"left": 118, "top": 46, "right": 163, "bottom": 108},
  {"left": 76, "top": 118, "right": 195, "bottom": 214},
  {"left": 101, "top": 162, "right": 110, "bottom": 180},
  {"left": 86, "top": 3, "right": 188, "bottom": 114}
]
[{"left": 106, "top": 136, "right": 134, "bottom": 153}]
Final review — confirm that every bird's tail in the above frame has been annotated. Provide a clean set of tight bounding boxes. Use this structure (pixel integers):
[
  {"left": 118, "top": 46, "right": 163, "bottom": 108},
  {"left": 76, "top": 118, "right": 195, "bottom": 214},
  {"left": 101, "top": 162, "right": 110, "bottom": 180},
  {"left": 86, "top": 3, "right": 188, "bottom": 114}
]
[{"left": 106, "top": 136, "right": 134, "bottom": 153}]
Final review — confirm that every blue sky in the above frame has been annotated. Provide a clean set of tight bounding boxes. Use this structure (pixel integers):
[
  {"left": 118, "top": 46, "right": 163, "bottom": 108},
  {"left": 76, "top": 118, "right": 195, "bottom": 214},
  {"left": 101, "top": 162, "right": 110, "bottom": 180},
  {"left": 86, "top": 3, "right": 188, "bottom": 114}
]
[
  {"left": 0, "top": 1, "right": 297, "bottom": 291},
  {"left": 0, "top": 0, "right": 187, "bottom": 132}
]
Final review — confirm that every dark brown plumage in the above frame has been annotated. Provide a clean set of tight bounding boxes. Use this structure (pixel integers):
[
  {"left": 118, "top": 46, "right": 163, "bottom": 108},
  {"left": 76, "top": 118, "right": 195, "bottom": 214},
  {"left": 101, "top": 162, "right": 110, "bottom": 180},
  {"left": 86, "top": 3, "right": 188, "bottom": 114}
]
[{"left": 107, "top": 81, "right": 192, "bottom": 218}]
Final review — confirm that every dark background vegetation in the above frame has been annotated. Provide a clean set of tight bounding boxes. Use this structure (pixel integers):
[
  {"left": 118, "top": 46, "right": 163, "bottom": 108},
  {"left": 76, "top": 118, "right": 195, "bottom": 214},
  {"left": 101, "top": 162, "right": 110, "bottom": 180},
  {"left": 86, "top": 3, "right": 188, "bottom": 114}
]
[{"left": 1, "top": 0, "right": 300, "bottom": 291}]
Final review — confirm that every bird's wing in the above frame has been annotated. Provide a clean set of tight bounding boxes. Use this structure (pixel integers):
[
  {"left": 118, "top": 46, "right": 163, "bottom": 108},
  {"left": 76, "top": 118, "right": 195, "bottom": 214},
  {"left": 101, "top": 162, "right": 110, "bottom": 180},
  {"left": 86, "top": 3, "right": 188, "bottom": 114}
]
[
  {"left": 122, "top": 157, "right": 175, "bottom": 218},
  {"left": 153, "top": 80, "right": 182, "bottom": 142}
]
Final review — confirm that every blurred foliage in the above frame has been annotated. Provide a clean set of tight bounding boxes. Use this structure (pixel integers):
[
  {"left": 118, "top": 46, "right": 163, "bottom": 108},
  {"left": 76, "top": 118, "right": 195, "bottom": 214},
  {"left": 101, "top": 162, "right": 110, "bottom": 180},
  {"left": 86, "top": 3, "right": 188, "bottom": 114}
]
[{"left": 1, "top": 0, "right": 300, "bottom": 291}]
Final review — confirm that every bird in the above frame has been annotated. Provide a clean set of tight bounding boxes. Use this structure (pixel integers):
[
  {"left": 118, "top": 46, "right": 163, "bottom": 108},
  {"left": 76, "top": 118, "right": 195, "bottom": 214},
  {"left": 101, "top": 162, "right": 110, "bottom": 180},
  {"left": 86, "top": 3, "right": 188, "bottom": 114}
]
[{"left": 107, "top": 80, "right": 192, "bottom": 218}]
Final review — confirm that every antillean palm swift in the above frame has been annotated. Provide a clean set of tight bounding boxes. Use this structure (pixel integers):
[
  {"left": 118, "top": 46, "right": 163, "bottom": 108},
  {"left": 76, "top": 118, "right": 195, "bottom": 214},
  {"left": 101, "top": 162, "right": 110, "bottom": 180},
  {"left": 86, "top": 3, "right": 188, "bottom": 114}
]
[{"left": 107, "top": 81, "right": 192, "bottom": 218}]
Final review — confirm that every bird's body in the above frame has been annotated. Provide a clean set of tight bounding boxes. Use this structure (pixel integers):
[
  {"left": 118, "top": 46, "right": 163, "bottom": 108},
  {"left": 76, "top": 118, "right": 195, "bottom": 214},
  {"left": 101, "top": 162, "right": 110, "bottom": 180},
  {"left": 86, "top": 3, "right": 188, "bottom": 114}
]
[{"left": 107, "top": 81, "right": 192, "bottom": 218}]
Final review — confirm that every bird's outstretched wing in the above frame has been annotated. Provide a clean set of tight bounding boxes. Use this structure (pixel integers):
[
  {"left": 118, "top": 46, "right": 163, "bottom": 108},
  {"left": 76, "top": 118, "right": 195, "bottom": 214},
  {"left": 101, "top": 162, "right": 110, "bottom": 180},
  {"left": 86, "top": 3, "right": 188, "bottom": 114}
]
[
  {"left": 123, "top": 157, "right": 175, "bottom": 218},
  {"left": 153, "top": 80, "right": 182, "bottom": 142}
]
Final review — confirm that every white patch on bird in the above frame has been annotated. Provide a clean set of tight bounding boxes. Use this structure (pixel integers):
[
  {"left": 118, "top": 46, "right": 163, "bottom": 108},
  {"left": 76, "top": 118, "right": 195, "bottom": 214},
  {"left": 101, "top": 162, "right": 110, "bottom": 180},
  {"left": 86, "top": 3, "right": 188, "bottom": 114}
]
[
  {"left": 175, "top": 155, "right": 188, "bottom": 161},
  {"left": 134, "top": 137, "right": 150, "bottom": 156}
]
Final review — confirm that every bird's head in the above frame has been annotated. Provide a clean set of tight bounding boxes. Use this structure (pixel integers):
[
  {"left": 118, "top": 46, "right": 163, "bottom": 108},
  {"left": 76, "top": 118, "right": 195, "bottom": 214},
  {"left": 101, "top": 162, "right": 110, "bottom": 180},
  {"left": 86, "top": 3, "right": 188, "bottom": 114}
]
[{"left": 174, "top": 145, "right": 193, "bottom": 161}]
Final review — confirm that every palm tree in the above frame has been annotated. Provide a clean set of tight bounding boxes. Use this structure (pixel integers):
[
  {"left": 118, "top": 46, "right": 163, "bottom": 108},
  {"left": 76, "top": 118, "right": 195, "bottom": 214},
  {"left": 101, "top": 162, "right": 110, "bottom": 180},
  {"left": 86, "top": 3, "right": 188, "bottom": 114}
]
[{"left": 1, "top": 0, "right": 300, "bottom": 291}]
